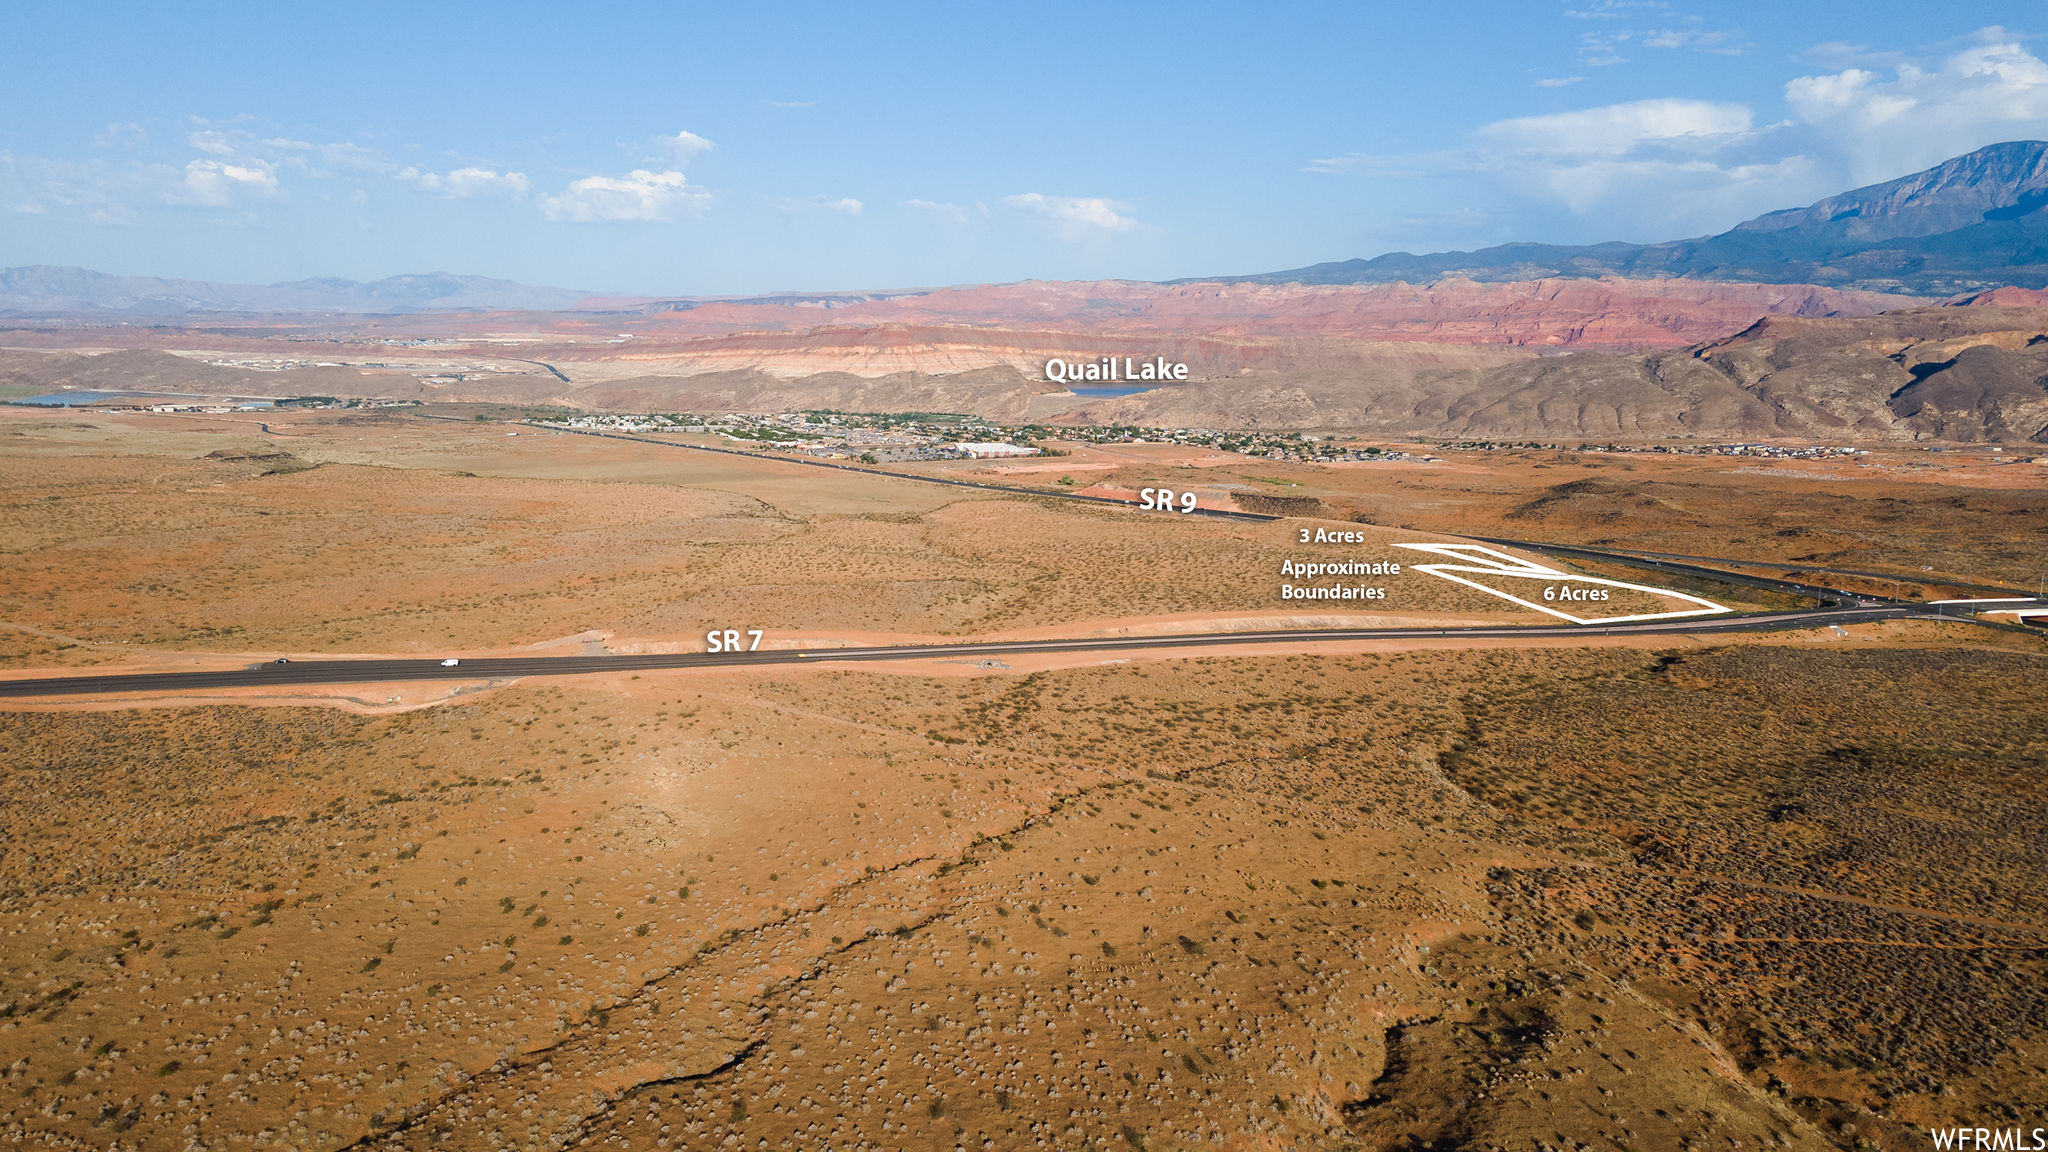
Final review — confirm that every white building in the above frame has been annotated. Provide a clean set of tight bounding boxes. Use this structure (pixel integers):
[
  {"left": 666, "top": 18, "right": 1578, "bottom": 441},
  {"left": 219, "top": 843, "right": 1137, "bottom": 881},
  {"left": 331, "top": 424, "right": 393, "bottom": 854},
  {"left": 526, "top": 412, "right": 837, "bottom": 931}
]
[{"left": 952, "top": 442, "right": 1040, "bottom": 459}]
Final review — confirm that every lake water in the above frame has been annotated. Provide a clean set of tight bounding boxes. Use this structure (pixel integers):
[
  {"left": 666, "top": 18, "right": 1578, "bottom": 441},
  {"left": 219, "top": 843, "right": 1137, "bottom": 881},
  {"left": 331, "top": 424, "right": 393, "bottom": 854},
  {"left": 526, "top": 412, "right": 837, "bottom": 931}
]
[
  {"left": 13, "top": 391, "right": 148, "bottom": 406},
  {"left": 10, "top": 391, "right": 272, "bottom": 407},
  {"left": 1069, "top": 385, "right": 1161, "bottom": 398}
]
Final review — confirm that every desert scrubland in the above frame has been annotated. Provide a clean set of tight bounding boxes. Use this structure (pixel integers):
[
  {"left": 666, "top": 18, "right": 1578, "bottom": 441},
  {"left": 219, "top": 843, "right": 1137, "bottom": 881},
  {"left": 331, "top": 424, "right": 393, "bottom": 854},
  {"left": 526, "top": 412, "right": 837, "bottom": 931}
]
[
  {"left": 0, "top": 402, "right": 2042, "bottom": 1152},
  {"left": 14, "top": 52, "right": 2048, "bottom": 1152},
  {"left": 1004, "top": 439, "right": 2047, "bottom": 599},
  {"left": 1, "top": 638, "right": 2043, "bottom": 1151},
  {"left": 0, "top": 407, "right": 1734, "bottom": 671}
]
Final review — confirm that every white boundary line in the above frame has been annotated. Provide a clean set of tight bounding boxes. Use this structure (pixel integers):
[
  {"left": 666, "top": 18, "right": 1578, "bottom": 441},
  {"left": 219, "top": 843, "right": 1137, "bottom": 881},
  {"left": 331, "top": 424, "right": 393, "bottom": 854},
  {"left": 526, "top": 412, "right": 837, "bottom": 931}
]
[
  {"left": 1393, "top": 543, "right": 1733, "bottom": 625},
  {"left": 1927, "top": 598, "right": 2035, "bottom": 604}
]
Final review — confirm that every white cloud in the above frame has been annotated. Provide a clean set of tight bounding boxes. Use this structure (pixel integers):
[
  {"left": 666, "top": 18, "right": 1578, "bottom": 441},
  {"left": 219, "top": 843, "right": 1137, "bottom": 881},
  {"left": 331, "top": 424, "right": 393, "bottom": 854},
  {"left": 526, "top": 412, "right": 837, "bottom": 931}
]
[
  {"left": 181, "top": 123, "right": 534, "bottom": 199},
  {"left": 1565, "top": 0, "right": 1667, "bottom": 19},
  {"left": 188, "top": 129, "right": 239, "bottom": 157},
  {"left": 1309, "top": 97, "right": 1796, "bottom": 235},
  {"left": 1517, "top": 155, "right": 1821, "bottom": 220},
  {"left": 1643, "top": 26, "right": 1744, "bottom": 54},
  {"left": 1785, "top": 31, "right": 2048, "bottom": 183},
  {"left": 181, "top": 158, "right": 277, "bottom": 205},
  {"left": 1388, "top": 206, "right": 1496, "bottom": 242},
  {"left": 771, "top": 195, "right": 868, "bottom": 218},
  {"left": 445, "top": 166, "right": 530, "bottom": 197},
  {"left": 1787, "top": 68, "right": 1880, "bottom": 115},
  {"left": 1474, "top": 98, "right": 1752, "bottom": 156},
  {"left": 1534, "top": 76, "right": 1585, "bottom": 88},
  {"left": 661, "top": 130, "right": 714, "bottom": 164},
  {"left": 94, "top": 122, "right": 146, "bottom": 148},
  {"left": 315, "top": 142, "right": 400, "bottom": 177},
  {"left": 184, "top": 125, "right": 394, "bottom": 184},
  {"left": 1002, "top": 193, "right": 1137, "bottom": 235},
  {"left": 1306, "top": 30, "right": 2048, "bottom": 242},
  {"left": 404, "top": 166, "right": 530, "bottom": 198},
  {"left": 904, "top": 197, "right": 975, "bottom": 224},
  {"left": 1301, "top": 153, "right": 1388, "bottom": 175},
  {"left": 542, "top": 170, "right": 708, "bottom": 222},
  {"left": 1576, "top": 32, "right": 1631, "bottom": 67},
  {"left": 1567, "top": 6, "right": 1747, "bottom": 66},
  {"left": 5, "top": 119, "right": 536, "bottom": 224},
  {"left": 0, "top": 152, "right": 174, "bottom": 223}
]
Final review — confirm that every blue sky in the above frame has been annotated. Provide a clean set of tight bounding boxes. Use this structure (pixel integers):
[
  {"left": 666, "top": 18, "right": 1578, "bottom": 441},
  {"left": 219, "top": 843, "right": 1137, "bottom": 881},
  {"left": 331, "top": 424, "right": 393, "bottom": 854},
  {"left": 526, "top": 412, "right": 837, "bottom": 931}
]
[{"left": 6, "top": 1, "right": 2048, "bottom": 295}]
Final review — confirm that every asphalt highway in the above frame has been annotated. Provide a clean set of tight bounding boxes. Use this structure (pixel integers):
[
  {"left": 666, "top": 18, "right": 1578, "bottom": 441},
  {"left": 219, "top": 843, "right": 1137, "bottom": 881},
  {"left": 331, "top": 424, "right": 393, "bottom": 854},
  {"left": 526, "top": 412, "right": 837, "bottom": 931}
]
[{"left": 0, "top": 604, "right": 1931, "bottom": 699}]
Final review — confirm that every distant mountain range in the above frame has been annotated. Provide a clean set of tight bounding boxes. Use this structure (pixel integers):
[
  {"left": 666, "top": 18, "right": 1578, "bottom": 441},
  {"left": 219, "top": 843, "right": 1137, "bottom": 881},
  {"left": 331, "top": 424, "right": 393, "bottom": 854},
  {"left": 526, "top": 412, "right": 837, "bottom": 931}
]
[
  {"left": 0, "top": 267, "right": 591, "bottom": 314},
  {"left": 10, "top": 142, "right": 2048, "bottom": 316},
  {"left": 1211, "top": 141, "right": 2048, "bottom": 296}
]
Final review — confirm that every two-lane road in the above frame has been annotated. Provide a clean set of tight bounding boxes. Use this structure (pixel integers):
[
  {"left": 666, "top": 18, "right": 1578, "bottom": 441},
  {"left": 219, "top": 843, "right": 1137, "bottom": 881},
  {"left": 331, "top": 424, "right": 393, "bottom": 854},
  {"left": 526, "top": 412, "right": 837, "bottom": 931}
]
[{"left": 0, "top": 604, "right": 1928, "bottom": 699}]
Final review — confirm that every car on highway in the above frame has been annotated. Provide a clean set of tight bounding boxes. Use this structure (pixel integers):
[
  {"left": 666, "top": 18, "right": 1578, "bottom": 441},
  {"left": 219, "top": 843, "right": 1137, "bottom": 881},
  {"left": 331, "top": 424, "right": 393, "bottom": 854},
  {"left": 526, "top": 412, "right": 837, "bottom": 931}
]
[
  {"left": 440, "top": 658, "right": 461, "bottom": 667},
  {"left": 274, "top": 657, "right": 290, "bottom": 664}
]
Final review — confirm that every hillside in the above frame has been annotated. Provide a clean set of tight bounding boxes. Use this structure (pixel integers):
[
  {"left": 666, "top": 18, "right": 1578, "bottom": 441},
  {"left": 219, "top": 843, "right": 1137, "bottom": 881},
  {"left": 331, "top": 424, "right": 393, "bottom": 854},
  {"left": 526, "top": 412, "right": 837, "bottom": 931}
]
[
  {"left": 11, "top": 298, "right": 2045, "bottom": 442},
  {"left": 592, "top": 277, "right": 1914, "bottom": 351},
  {"left": 1060, "top": 300, "right": 2048, "bottom": 442}
]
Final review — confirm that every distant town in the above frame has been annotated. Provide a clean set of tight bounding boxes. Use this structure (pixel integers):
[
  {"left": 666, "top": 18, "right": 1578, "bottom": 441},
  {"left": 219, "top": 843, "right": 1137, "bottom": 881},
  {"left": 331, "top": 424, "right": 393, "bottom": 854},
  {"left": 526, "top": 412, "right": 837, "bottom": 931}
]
[
  {"left": 16, "top": 389, "right": 2027, "bottom": 466},
  {"left": 1438, "top": 439, "right": 1874, "bottom": 460},
  {"left": 540, "top": 410, "right": 1443, "bottom": 465}
]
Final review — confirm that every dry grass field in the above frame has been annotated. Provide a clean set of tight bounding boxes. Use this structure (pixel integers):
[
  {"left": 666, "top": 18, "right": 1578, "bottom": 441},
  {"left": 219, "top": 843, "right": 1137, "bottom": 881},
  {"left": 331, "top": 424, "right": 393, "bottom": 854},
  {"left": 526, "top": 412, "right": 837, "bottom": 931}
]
[
  {"left": 2, "top": 403, "right": 2043, "bottom": 1151},
  {"left": 1, "top": 639, "right": 2042, "bottom": 1151},
  {"left": 0, "top": 408, "right": 1644, "bottom": 671},
  {"left": 1006, "top": 441, "right": 2047, "bottom": 598}
]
